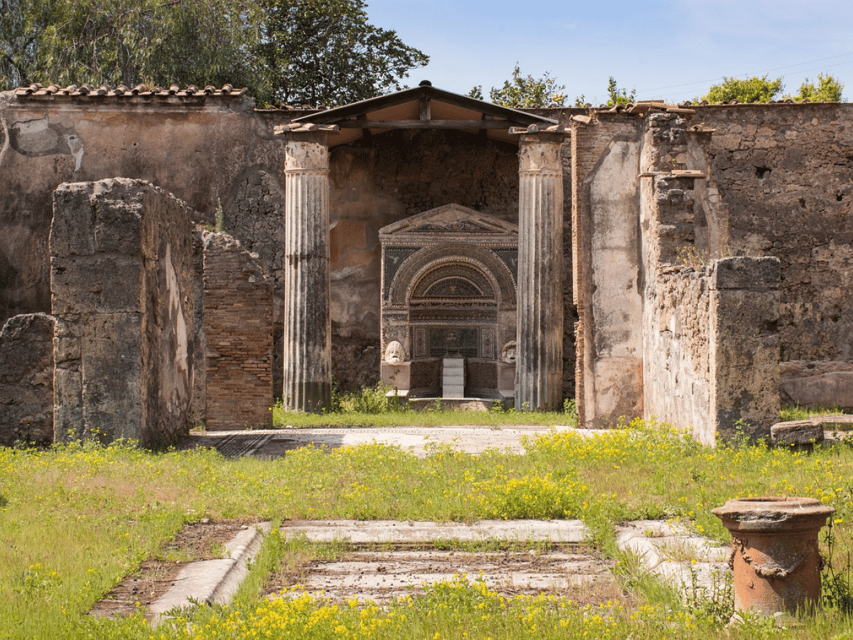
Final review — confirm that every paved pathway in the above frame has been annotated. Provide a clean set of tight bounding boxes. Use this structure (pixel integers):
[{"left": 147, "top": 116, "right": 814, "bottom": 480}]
[{"left": 182, "top": 424, "right": 610, "bottom": 458}]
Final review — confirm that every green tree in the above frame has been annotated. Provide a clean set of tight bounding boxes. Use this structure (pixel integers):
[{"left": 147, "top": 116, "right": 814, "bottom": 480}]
[
  {"left": 606, "top": 76, "right": 635, "bottom": 106},
  {"left": 700, "top": 75, "right": 784, "bottom": 103},
  {"left": 486, "top": 64, "right": 566, "bottom": 108},
  {"left": 1, "top": 0, "right": 428, "bottom": 108},
  {"left": 0, "top": 0, "right": 55, "bottom": 89},
  {"left": 254, "top": 0, "right": 427, "bottom": 106},
  {"left": 573, "top": 77, "right": 635, "bottom": 107},
  {"left": 467, "top": 85, "right": 484, "bottom": 101},
  {"left": 791, "top": 73, "right": 844, "bottom": 102},
  {"left": 1, "top": 0, "right": 264, "bottom": 92}
]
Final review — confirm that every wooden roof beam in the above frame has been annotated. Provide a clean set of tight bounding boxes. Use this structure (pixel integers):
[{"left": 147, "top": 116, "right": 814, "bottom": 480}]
[{"left": 337, "top": 119, "right": 515, "bottom": 130}]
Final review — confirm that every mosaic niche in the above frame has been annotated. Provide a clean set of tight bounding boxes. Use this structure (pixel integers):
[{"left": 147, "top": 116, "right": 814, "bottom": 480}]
[{"left": 379, "top": 204, "right": 518, "bottom": 397}]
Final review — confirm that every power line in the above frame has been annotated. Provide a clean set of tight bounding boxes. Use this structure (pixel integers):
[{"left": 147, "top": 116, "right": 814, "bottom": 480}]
[{"left": 636, "top": 52, "right": 853, "bottom": 96}]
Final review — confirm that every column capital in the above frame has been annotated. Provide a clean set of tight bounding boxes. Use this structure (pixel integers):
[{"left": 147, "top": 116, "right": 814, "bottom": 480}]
[
  {"left": 515, "top": 128, "right": 566, "bottom": 177},
  {"left": 281, "top": 131, "right": 337, "bottom": 174}
]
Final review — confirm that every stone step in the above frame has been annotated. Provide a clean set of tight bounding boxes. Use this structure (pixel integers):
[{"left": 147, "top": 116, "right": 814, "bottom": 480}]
[{"left": 443, "top": 385, "right": 464, "bottom": 399}]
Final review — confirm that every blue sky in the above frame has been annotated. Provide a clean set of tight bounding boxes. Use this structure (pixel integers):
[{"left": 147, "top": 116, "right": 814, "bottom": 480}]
[{"left": 366, "top": 0, "right": 853, "bottom": 104}]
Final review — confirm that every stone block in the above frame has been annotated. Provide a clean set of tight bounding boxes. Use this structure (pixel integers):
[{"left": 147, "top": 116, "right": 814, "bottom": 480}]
[
  {"left": 711, "top": 257, "right": 781, "bottom": 442},
  {"left": 50, "top": 185, "right": 96, "bottom": 257},
  {"left": 711, "top": 256, "right": 781, "bottom": 291},
  {"left": 381, "top": 362, "right": 411, "bottom": 392},
  {"left": 51, "top": 179, "right": 195, "bottom": 447},
  {"left": 780, "top": 361, "right": 853, "bottom": 411},
  {"left": 770, "top": 420, "right": 825, "bottom": 446},
  {"left": 498, "top": 362, "right": 515, "bottom": 394},
  {"left": 52, "top": 367, "right": 83, "bottom": 441}
]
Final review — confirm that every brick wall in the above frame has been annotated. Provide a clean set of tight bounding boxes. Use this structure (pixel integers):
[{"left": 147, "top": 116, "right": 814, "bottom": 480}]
[{"left": 202, "top": 232, "right": 273, "bottom": 429}]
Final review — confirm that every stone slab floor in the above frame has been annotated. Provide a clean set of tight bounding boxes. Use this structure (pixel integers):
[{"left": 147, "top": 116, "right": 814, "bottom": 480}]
[
  {"left": 165, "top": 428, "right": 730, "bottom": 614},
  {"left": 132, "top": 519, "right": 730, "bottom": 620},
  {"left": 181, "top": 425, "right": 609, "bottom": 458}
]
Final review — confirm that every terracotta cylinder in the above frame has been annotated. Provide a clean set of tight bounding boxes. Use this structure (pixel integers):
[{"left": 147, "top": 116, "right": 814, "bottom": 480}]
[{"left": 712, "top": 497, "right": 833, "bottom": 615}]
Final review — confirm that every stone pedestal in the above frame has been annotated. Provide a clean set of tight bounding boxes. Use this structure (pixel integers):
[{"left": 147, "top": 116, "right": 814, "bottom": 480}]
[
  {"left": 515, "top": 130, "right": 565, "bottom": 410},
  {"left": 280, "top": 128, "right": 335, "bottom": 412},
  {"left": 713, "top": 497, "right": 833, "bottom": 615}
]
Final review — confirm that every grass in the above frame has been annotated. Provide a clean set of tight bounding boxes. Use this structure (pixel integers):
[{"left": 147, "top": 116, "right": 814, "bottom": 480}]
[
  {"left": 272, "top": 406, "right": 573, "bottom": 428},
  {"left": 780, "top": 404, "right": 850, "bottom": 422},
  {"left": 271, "top": 383, "right": 577, "bottom": 428},
  {"left": 3, "top": 420, "right": 853, "bottom": 637}
]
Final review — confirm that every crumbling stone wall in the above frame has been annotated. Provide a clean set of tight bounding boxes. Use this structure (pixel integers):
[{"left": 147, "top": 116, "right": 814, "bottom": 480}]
[
  {"left": 643, "top": 266, "right": 711, "bottom": 439},
  {"left": 709, "top": 257, "right": 781, "bottom": 441},
  {"left": 0, "top": 313, "right": 55, "bottom": 446},
  {"left": 694, "top": 104, "right": 853, "bottom": 407},
  {"left": 202, "top": 231, "right": 273, "bottom": 429},
  {"left": 51, "top": 178, "right": 195, "bottom": 447},
  {"left": 638, "top": 110, "right": 780, "bottom": 443},
  {"left": 643, "top": 258, "right": 780, "bottom": 444}
]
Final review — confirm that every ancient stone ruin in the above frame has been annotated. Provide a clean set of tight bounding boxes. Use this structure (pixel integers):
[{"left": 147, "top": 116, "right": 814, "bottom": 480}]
[{"left": 0, "top": 82, "right": 850, "bottom": 446}]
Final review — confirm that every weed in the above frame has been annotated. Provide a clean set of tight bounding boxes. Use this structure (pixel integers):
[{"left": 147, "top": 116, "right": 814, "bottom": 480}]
[
  {"left": 683, "top": 566, "right": 733, "bottom": 625},
  {"left": 214, "top": 198, "right": 226, "bottom": 233},
  {"left": 562, "top": 398, "right": 578, "bottom": 425},
  {"left": 676, "top": 245, "right": 708, "bottom": 268},
  {"left": 6, "top": 422, "right": 853, "bottom": 636},
  {"left": 822, "top": 519, "right": 853, "bottom": 612},
  {"left": 781, "top": 403, "right": 848, "bottom": 422}
]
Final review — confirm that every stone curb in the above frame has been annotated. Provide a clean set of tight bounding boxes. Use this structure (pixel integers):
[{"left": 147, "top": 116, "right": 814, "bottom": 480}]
[
  {"left": 149, "top": 522, "right": 271, "bottom": 625},
  {"left": 616, "top": 520, "right": 730, "bottom": 598},
  {"left": 279, "top": 519, "right": 589, "bottom": 544}
]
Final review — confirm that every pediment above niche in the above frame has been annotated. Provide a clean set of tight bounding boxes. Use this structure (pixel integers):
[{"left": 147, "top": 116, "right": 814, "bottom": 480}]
[{"left": 379, "top": 204, "right": 518, "bottom": 241}]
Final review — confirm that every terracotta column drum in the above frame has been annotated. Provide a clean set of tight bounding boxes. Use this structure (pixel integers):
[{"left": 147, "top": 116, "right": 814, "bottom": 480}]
[
  {"left": 280, "top": 127, "right": 336, "bottom": 411},
  {"left": 712, "top": 497, "right": 833, "bottom": 615},
  {"left": 515, "top": 129, "right": 565, "bottom": 410}
]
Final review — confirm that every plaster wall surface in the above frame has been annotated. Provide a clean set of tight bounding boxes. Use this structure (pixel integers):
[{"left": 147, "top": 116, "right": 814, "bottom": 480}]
[
  {"left": 643, "top": 266, "right": 711, "bottom": 441},
  {"left": 573, "top": 117, "right": 644, "bottom": 426},
  {"left": 0, "top": 94, "right": 287, "bottom": 326}
]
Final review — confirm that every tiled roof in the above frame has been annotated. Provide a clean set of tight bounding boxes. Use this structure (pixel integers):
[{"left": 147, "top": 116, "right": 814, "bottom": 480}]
[{"left": 14, "top": 83, "right": 247, "bottom": 98}]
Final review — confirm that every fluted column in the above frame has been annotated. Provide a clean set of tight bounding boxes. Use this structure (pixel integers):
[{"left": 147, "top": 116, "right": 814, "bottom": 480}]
[
  {"left": 515, "top": 129, "right": 565, "bottom": 410},
  {"left": 279, "top": 126, "right": 336, "bottom": 411}
]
